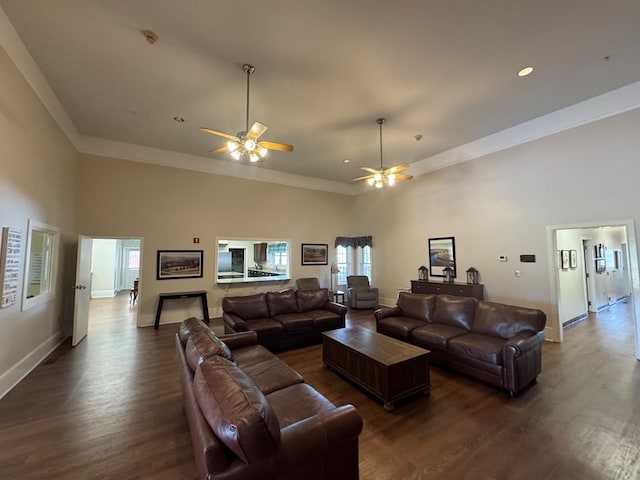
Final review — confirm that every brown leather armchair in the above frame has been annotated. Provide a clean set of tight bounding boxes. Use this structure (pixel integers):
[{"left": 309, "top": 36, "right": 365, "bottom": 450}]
[{"left": 346, "top": 275, "right": 379, "bottom": 309}]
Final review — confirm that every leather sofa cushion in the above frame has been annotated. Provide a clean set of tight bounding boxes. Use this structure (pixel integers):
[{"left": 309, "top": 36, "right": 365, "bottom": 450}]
[
  {"left": 448, "top": 333, "right": 506, "bottom": 365},
  {"left": 266, "top": 383, "right": 337, "bottom": 429},
  {"left": 185, "top": 329, "right": 234, "bottom": 371},
  {"left": 232, "top": 344, "right": 278, "bottom": 368},
  {"left": 397, "top": 292, "right": 435, "bottom": 322},
  {"left": 410, "top": 323, "right": 468, "bottom": 350},
  {"left": 378, "top": 316, "right": 426, "bottom": 340},
  {"left": 222, "top": 293, "right": 269, "bottom": 320},
  {"left": 266, "top": 289, "right": 299, "bottom": 316},
  {"left": 303, "top": 309, "right": 342, "bottom": 329},
  {"left": 472, "top": 301, "right": 547, "bottom": 339},
  {"left": 178, "top": 317, "right": 208, "bottom": 345},
  {"left": 244, "top": 318, "right": 284, "bottom": 336},
  {"left": 272, "top": 313, "right": 314, "bottom": 331},
  {"left": 241, "top": 357, "right": 304, "bottom": 394},
  {"left": 296, "top": 288, "right": 329, "bottom": 312},
  {"left": 194, "top": 356, "right": 281, "bottom": 464},
  {"left": 433, "top": 294, "right": 477, "bottom": 330}
]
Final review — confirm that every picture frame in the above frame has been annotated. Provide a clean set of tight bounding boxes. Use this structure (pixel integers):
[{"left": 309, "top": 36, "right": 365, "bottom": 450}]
[
  {"left": 569, "top": 250, "right": 578, "bottom": 269},
  {"left": 157, "top": 250, "right": 203, "bottom": 280},
  {"left": 301, "top": 243, "right": 328, "bottom": 265},
  {"left": 561, "top": 250, "right": 570, "bottom": 270},
  {"left": 429, "top": 236, "right": 456, "bottom": 278}
]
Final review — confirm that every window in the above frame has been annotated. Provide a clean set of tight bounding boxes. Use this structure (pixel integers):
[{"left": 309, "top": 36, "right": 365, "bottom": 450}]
[
  {"left": 128, "top": 250, "right": 140, "bottom": 269},
  {"left": 360, "top": 246, "right": 372, "bottom": 281},
  {"left": 336, "top": 246, "right": 348, "bottom": 285},
  {"left": 22, "top": 219, "right": 59, "bottom": 311},
  {"left": 268, "top": 242, "right": 288, "bottom": 266}
]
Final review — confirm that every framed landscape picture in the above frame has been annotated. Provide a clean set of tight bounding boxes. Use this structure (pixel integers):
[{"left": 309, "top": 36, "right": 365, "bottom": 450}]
[
  {"left": 429, "top": 237, "right": 456, "bottom": 278},
  {"left": 301, "top": 243, "right": 328, "bottom": 265},
  {"left": 561, "top": 250, "right": 570, "bottom": 270},
  {"left": 157, "top": 250, "right": 203, "bottom": 279}
]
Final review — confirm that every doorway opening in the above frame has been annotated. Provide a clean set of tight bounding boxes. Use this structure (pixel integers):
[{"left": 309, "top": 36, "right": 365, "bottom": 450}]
[
  {"left": 546, "top": 219, "right": 640, "bottom": 359},
  {"left": 73, "top": 236, "right": 143, "bottom": 346}
]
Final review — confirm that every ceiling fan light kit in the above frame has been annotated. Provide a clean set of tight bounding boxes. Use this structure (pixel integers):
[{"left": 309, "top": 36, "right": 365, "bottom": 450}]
[
  {"left": 354, "top": 118, "right": 413, "bottom": 188},
  {"left": 200, "top": 63, "right": 293, "bottom": 163}
]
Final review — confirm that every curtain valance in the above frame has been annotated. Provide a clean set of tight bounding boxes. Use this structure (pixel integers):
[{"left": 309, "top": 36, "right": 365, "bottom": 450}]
[{"left": 334, "top": 236, "right": 373, "bottom": 248}]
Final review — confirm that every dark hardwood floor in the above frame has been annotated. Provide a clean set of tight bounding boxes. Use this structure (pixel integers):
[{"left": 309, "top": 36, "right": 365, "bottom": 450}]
[{"left": 1, "top": 295, "right": 639, "bottom": 479}]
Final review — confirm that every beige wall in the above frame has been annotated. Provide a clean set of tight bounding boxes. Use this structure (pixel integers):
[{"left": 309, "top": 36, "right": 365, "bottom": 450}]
[
  {"left": 74, "top": 154, "right": 355, "bottom": 325},
  {"left": 0, "top": 46, "right": 77, "bottom": 397},
  {"left": 352, "top": 107, "right": 640, "bottom": 343}
]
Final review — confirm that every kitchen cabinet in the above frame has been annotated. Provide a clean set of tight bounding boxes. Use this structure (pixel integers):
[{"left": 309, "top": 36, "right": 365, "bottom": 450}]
[{"left": 254, "top": 242, "right": 267, "bottom": 263}]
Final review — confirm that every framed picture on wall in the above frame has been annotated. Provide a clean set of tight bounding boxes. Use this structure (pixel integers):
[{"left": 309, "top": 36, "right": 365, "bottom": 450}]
[
  {"left": 301, "top": 243, "right": 328, "bottom": 265},
  {"left": 429, "top": 237, "right": 456, "bottom": 277},
  {"left": 157, "top": 250, "right": 203, "bottom": 279},
  {"left": 561, "top": 250, "right": 570, "bottom": 269},
  {"left": 570, "top": 250, "right": 578, "bottom": 269}
]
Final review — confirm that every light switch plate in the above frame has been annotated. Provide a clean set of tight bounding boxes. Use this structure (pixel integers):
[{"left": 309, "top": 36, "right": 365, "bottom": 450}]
[{"left": 499, "top": 255, "right": 508, "bottom": 262}]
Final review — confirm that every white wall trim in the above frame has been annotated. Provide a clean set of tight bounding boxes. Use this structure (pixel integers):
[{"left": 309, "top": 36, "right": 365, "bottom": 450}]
[
  {"left": 90, "top": 289, "right": 116, "bottom": 299},
  {"left": 0, "top": 330, "right": 67, "bottom": 399}
]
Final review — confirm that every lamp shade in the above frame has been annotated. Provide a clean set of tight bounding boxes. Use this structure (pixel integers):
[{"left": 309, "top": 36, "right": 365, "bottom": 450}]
[{"left": 330, "top": 262, "right": 340, "bottom": 274}]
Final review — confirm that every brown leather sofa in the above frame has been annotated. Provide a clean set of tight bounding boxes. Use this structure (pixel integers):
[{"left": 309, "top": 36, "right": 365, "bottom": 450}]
[
  {"left": 375, "top": 292, "right": 546, "bottom": 395},
  {"left": 222, "top": 288, "right": 347, "bottom": 351},
  {"left": 176, "top": 317, "right": 363, "bottom": 480}
]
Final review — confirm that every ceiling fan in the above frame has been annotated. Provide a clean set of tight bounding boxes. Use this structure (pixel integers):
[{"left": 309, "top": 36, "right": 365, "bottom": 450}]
[
  {"left": 200, "top": 64, "right": 294, "bottom": 162},
  {"left": 353, "top": 118, "right": 413, "bottom": 188}
]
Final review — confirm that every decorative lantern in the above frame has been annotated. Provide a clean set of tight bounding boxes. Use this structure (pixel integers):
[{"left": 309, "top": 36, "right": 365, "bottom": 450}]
[
  {"left": 466, "top": 267, "right": 479, "bottom": 285},
  {"left": 418, "top": 265, "right": 428, "bottom": 281},
  {"left": 443, "top": 266, "right": 454, "bottom": 283}
]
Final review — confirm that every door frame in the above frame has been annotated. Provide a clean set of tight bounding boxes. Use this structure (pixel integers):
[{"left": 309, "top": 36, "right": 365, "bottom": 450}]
[{"left": 546, "top": 219, "right": 640, "bottom": 359}]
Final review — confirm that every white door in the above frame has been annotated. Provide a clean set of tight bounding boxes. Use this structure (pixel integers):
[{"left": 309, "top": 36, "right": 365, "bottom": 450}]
[{"left": 72, "top": 235, "right": 93, "bottom": 346}]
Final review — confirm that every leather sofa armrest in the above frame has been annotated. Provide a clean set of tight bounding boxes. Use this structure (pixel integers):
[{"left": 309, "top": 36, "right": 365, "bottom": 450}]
[
  {"left": 324, "top": 301, "right": 347, "bottom": 317},
  {"left": 220, "top": 331, "right": 258, "bottom": 350},
  {"left": 504, "top": 331, "right": 545, "bottom": 357},
  {"left": 375, "top": 306, "right": 402, "bottom": 321},
  {"left": 223, "top": 312, "right": 248, "bottom": 333}
]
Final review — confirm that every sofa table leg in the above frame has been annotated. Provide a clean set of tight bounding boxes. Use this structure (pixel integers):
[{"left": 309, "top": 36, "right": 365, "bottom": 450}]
[{"left": 383, "top": 402, "right": 395, "bottom": 412}]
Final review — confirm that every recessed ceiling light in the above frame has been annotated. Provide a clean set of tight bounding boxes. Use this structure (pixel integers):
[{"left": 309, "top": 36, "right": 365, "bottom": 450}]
[
  {"left": 343, "top": 159, "right": 351, "bottom": 163},
  {"left": 173, "top": 116, "right": 185, "bottom": 123},
  {"left": 518, "top": 66, "right": 534, "bottom": 77}
]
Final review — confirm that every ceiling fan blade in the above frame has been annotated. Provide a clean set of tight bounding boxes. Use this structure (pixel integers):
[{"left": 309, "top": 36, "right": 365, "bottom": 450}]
[
  {"left": 352, "top": 174, "right": 374, "bottom": 181},
  {"left": 247, "top": 122, "right": 268, "bottom": 140},
  {"left": 394, "top": 173, "right": 413, "bottom": 180},
  {"left": 209, "top": 145, "right": 229, "bottom": 155},
  {"left": 200, "top": 127, "right": 239, "bottom": 142},
  {"left": 259, "top": 141, "right": 294, "bottom": 152},
  {"left": 360, "top": 167, "right": 381, "bottom": 175},
  {"left": 385, "top": 164, "right": 409, "bottom": 174}
]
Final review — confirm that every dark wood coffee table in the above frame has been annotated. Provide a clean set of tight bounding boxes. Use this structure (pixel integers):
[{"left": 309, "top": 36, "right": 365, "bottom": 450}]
[{"left": 322, "top": 327, "right": 430, "bottom": 411}]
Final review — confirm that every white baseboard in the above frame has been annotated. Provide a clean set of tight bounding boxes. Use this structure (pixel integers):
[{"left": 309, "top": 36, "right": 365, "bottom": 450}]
[
  {"left": 91, "top": 290, "right": 116, "bottom": 298},
  {"left": 0, "top": 331, "right": 67, "bottom": 399}
]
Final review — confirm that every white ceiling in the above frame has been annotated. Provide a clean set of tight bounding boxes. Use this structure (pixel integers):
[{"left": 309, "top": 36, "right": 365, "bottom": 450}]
[{"left": 2, "top": 1, "right": 640, "bottom": 191}]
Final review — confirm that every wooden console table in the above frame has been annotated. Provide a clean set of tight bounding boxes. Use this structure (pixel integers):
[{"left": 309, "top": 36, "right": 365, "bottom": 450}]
[
  {"left": 155, "top": 290, "right": 210, "bottom": 329},
  {"left": 410, "top": 280, "right": 484, "bottom": 300}
]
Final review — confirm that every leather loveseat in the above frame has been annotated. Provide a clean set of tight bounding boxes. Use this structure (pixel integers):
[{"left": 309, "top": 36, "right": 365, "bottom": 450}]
[
  {"left": 176, "top": 317, "right": 363, "bottom": 480},
  {"left": 222, "top": 288, "right": 346, "bottom": 351},
  {"left": 375, "top": 292, "right": 546, "bottom": 395}
]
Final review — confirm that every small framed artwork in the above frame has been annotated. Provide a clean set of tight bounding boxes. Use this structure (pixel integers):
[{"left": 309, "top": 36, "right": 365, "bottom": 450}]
[
  {"left": 429, "top": 236, "right": 456, "bottom": 277},
  {"left": 561, "top": 250, "right": 570, "bottom": 270},
  {"left": 569, "top": 250, "right": 578, "bottom": 269},
  {"left": 157, "top": 250, "right": 203, "bottom": 280},
  {"left": 301, "top": 243, "right": 328, "bottom": 265}
]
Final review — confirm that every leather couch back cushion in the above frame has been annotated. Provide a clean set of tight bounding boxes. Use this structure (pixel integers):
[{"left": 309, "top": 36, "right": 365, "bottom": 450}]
[
  {"left": 397, "top": 292, "right": 435, "bottom": 322},
  {"left": 194, "top": 356, "right": 281, "bottom": 464},
  {"left": 186, "top": 330, "right": 234, "bottom": 371},
  {"left": 178, "top": 317, "right": 208, "bottom": 345},
  {"left": 222, "top": 293, "right": 269, "bottom": 320},
  {"left": 297, "top": 288, "right": 329, "bottom": 312},
  {"left": 266, "top": 289, "right": 299, "bottom": 316},
  {"left": 472, "top": 301, "right": 547, "bottom": 339},
  {"left": 433, "top": 295, "right": 477, "bottom": 330}
]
